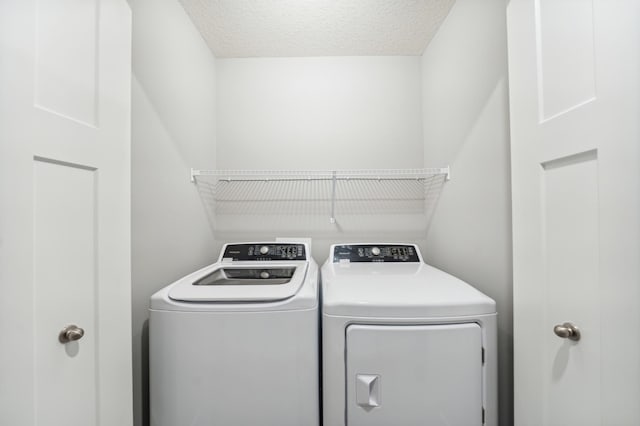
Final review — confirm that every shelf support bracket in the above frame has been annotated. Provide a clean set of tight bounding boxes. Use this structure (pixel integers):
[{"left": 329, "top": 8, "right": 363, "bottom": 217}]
[{"left": 330, "top": 170, "right": 337, "bottom": 224}]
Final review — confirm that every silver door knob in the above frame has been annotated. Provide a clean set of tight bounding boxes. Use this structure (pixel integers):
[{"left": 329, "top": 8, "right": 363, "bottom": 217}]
[
  {"left": 59, "top": 324, "right": 85, "bottom": 344},
  {"left": 553, "top": 322, "right": 580, "bottom": 341}
]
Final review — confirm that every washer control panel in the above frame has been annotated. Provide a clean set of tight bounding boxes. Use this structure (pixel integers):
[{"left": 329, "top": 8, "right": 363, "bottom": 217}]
[
  {"left": 332, "top": 244, "right": 420, "bottom": 263},
  {"left": 223, "top": 243, "right": 306, "bottom": 261}
]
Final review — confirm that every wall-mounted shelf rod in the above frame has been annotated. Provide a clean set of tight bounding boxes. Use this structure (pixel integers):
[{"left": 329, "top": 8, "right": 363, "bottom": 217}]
[{"left": 190, "top": 167, "right": 451, "bottom": 183}]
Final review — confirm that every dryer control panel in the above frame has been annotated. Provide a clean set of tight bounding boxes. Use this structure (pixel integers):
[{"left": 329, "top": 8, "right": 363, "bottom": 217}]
[
  {"left": 222, "top": 243, "right": 306, "bottom": 261},
  {"left": 332, "top": 244, "right": 420, "bottom": 263}
]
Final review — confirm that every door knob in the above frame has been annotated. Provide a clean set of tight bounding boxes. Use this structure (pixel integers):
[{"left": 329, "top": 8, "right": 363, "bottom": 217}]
[
  {"left": 59, "top": 324, "right": 85, "bottom": 344},
  {"left": 553, "top": 322, "right": 580, "bottom": 341}
]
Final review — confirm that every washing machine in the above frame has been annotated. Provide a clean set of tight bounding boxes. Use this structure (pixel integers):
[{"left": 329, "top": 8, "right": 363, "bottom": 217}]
[
  {"left": 149, "top": 242, "right": 319, "bottom": 426},
  {"left": 322, "top": 243, "right": 497, "bottom": 426}
]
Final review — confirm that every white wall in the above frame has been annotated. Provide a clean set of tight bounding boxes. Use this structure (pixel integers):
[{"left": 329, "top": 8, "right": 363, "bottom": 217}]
[
  {"left": 215, "top": 56, "right": 425, "bottom": 261},
  {"left": 421, "top": 0, "right": 513, "bottom": 424},
  {"left": 129, "top": 0, "right": 217, "bottom": 425},
  {"left": 216, "top": 56, "right": 423, "bottom": 170}
]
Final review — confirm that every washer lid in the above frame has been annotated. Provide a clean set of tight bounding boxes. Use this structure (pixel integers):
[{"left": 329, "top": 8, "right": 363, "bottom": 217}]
[
  {"left": 321, "top": 262, "right": 496, "bottom": 318},
  {"left": 168, "top": 262, "right": 308, "bottom": 302}
]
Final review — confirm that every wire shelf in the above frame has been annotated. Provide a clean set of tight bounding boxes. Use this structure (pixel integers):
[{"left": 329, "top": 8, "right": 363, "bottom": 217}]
[
  {"left": 191, "top": 168, "right": 449, "bottom": 233},
  {"left": 191, "top": 168, "right": 450, "bottom": 183}
]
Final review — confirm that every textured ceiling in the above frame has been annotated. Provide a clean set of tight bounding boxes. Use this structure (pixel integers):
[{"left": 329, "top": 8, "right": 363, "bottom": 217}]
[{"left": 179, "top": 0, "right": 456, "bottom": 57}]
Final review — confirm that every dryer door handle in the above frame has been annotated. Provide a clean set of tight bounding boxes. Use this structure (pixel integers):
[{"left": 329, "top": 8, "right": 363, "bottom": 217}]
[{"left": 356, "top": 374, "right": 381, "bottom": 408}]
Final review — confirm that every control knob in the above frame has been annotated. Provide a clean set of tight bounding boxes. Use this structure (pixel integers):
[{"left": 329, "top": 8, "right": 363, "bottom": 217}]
[
  {"left": 371, "top": 247, "right": 381, "bottom": 256},
  {"left": 259, "top": 246, "right": 270, "bottom": 255}
]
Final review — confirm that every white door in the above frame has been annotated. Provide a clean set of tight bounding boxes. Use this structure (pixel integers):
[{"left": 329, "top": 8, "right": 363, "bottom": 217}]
[
  {"left": 0, "top": 1, "right": 132, "bottom": 425},
  {"left": 346, "top": 324, "right": 483, "bottom": 426},
  {"left": 508, "top": 1, "right": 640, "bottom": 425}
]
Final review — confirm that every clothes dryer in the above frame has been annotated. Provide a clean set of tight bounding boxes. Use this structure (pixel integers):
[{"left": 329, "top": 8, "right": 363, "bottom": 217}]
[
  {"left": 322, "top": 243, "right": 497, "bottom": 426},
  {"left": 150, "top": 242, "right": 319, "bottom": 426}
]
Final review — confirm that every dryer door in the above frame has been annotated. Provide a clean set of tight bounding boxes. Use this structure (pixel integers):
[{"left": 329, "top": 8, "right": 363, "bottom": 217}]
[{"left": 346, "top": 323, "right": 483, "bottom": 426}]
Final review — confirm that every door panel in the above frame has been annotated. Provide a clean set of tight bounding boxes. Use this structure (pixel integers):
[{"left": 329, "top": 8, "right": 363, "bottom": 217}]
[
  {"left": 508, "top": 0, "right": 640, "bottom": 424},
  {"left": 0, "top": 1, "right": 132, "bottom": 425},
  {"left": 536, "top": 0, "right": 596, "bottom": 120},
  {"left": 35, "top": 0, "right": 98, "bottom": 125},
  {"left": 34, "top": 159, "right": 98, "bottom": 425},
  {"left": 542, "top": 151, "right": 600, "bottom": 424},
  {"left": 346, "top": 323, "right": 482, "bottom": 426}
]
